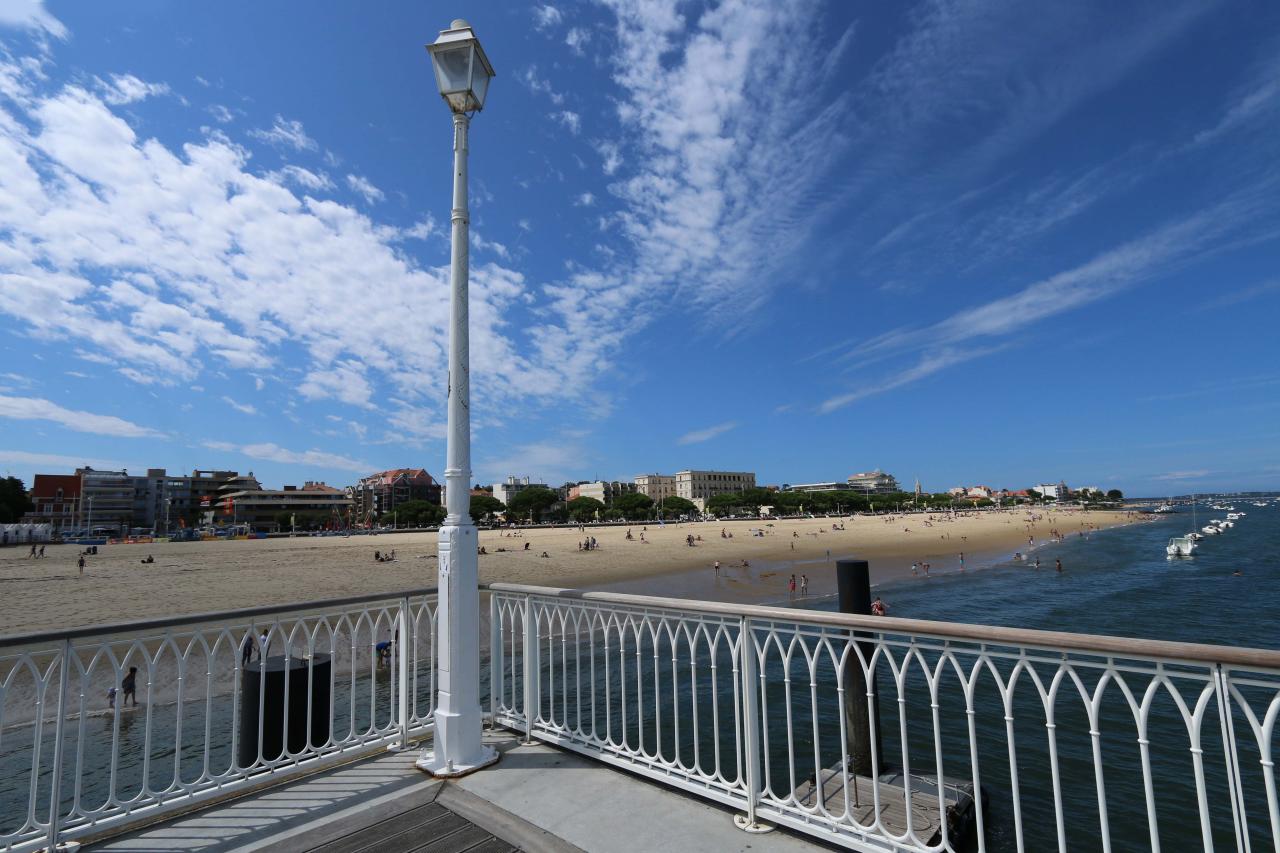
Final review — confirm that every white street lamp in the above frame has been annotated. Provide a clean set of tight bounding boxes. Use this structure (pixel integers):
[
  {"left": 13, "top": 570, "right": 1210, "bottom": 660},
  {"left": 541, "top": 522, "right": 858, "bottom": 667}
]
[{"left": 417, "top": 19, "right": 498, "bottom": 778}]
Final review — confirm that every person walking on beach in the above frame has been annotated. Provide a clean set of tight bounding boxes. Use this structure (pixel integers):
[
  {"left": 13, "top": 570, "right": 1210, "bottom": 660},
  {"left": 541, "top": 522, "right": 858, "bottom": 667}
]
[
  {"left": 28, "top": 544, "right": 36, "bottom": 558},
  {"left": 958, "top": 552, "right": 965, "bottom": 571},
  {"left": 242, "top": 633, "right": 257, "bottom": 667},
  {"left": 788, "top": 574, "right": 796, "bottom": 597},
  {"left": 800, "top": 574, "right": 808, "bottom": 595},
  {"left": 871, "top": 597, "right": 887, "bottom": 616},
  {"left": 714, "top": 560, "right": 720, "bottom": 576},
  {"left": 1055, "top": 558, "right": 1063, "bottom": 573},
  {"left": 38, "top": 544, "right": 45, "bottom": 558},
  {"left": 78, "top": 554, "right": 85, "bottom": 576},
  {"left": 121, "top": 667, "right": 139, "bottom": 708}
]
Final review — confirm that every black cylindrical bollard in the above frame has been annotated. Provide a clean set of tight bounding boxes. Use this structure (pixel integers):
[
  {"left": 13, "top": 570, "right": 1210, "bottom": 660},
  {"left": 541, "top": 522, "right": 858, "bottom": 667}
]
[
  {"left": 836, "top": 560, "right": 882, "bottom": 778},
  {"left": 238, "top": 653, "right": 332, "bottom": 767}
]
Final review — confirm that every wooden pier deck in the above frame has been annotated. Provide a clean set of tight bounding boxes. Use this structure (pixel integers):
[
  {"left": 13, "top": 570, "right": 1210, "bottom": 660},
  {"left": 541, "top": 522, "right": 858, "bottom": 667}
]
[{"left": 792, "top": 765, "right": 977, "bottom": 848}]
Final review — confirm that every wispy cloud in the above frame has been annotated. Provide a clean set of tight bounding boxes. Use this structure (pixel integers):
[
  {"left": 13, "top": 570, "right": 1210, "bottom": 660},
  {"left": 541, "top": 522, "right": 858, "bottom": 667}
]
[
  {"left": 0, "top": 0, "right": 67, "bottom": 39},
  {"left": 533, "top": 5, "right": 563, "bottom": 31},
  {"left": 345, "top": 173, "right": 384, "bottom": 204},
  {"left": 202, "top": 440, "right": 369, "bottom": 473},
  {"left": 1153, "top": 470, "right": 1211, "bottom": 481},
  {"left": 0, "top": 394, "right": 163, "bottom": 438},
  {"left": 553, "top": 110, "right": 581, "bottom": 134},
  {"left": 0, "top": 449, "right": 127, "bottom": 470},
  {"left": 677, "top": 421, "right": 738, "bottom": 445},
  {"left": 249, "top": 114, "right": 317, "bottom": 151},
  {"left": 819, "top": 347, "right": 1004, "bottom": 414},
  {"left": 1195, "top": 279, "right": 1280, "bottom": 311},
  {"left": 221, "top": 395, "right": 258, "bottom": 415},
  {"left": 95, "top": 73, "right": 169, "bottom": 105}
]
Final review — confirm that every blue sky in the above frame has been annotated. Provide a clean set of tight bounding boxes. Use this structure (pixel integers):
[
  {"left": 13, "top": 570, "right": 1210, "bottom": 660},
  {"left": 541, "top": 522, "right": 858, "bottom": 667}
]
[{"left": 0, "top": 0, "right": 1277, "bottom": 496}]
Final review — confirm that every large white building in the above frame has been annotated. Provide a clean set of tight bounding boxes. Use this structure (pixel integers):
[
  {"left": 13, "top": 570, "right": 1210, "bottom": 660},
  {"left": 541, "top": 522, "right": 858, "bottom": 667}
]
[
  {"left": 783, "top": 482, "right": 845, "bottom": 493},
  {"left": 493, "top": 476, "right": 549, "bottom": 507},
  {"left": 675, "top": 470, "right": 756, "bottom": 503},
  {"left": 570, "top": 480, "right": 637, "bottom": 505},
  {"left": 634, "top": 473, "right": 677, "bottom": 502},
  {"left": 845, "top": 470, "right": 900, "bottom": 495},
  {"left": 1031, "top": 481, "right": 1069, "bottom": 499}
]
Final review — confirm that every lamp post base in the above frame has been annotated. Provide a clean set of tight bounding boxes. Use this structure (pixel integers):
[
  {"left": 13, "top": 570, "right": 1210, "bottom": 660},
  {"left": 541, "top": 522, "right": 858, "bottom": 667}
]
[{"left": 415, "top": 744, "right": 499, "bottom": 778}]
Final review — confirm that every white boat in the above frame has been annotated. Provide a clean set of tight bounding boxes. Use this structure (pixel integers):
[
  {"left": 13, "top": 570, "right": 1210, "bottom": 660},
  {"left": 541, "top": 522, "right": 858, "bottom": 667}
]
[
  {"left": 1219, "top": 520, "right": 1235, "bottom": 528},
  {"left": 1187, "top": 531, "right": 1204, "bottom": 542},
  {"left": 1226, "top": 513, "right": 1241, "bottom": 520},
  {"left": 1166, "top": 536, "right": 1197, "bottom": 557},
  {"left": 1202, "top": 525, "right": 1222, "bottom": 535},
  {"left": 1153, "top": 503, "right": 1176, "bottom": 514}
]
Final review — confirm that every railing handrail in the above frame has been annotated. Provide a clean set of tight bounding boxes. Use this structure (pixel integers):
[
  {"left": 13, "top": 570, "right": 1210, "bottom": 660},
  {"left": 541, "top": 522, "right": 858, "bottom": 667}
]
[
  {"left": 0, "top": 586, "right": 439, "bottom": 650},
  {"left": 484, "top": 582, "right": 1280, "bottom": 670}
]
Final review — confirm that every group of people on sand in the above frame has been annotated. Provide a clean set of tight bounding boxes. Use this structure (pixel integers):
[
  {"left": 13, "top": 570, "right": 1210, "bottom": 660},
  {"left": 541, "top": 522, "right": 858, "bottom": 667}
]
[
  {"left": 787, "top": 573, "right": 809, "bottom": 596},
  {"left": 373, "top": 549, "right": 396, "bottom": 563},
  {"left": 26, "top": 544, "right": 46, "bottom": 558},
  {"left": 578, "top": 537, "right": 599, "bottom": 551}
]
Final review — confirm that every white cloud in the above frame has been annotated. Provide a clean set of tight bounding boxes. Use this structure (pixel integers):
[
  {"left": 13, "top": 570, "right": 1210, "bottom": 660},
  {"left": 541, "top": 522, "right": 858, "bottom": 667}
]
[
  {"left": 266, "top": 164, "right": 333, "bottom": 191},
  {"left": 298, "top": 361, "right": 374, "bottom": 408},
  {"left": 519, "top": 65, "right": 565, "bottom": 105},
  {"left": 202, "top": 440, "right": 369, "bottom": 473},
  {"left": 1153, "top": 470, "right": 1211, "bottom": 481},
  {"left": 533, "top": 5, "right": 563, "bottom": 31},
  {"left": 0, "top": 0, "right": 67, "bottom": 40},
  {"left": 400, "top": 215, "right": 437, "bottom": 240},
  {"left": 553, "top": 110, "right": 581, "bottom": 134},
  {"left": 479, "top": 440, "right": 584, "bottom": 484},
  {"left": 207, "top": 104, "right": 234, "bottom": 123},
  {"left": 254, "top": 376, "right": 265, "bottom": 391},
  {"left": 95, "top": 74, "right": 169, "bottom": 105},
  {"left": 676, "top": 421, "right": 738, "bottom": 445},
  {"left": 346, "top": 173, "right": 384, "bottom": 204},
  {"left": 221, "top": 395, "right": 258, "bottom": 415},
  {"left": 0, "top": 394, "right": 163, "bottom": 438},
  {"left": 566, "top": 27, "right": 591, "bottom": 55},
  {"left": 249, "top": 114, "right": 317, "bottom": 151},
  {"left": 574, "top": 192, "right": 595, "bottom": 207},
  {"left": 594, "top": 140, "right": 622, "bottom": 175}
]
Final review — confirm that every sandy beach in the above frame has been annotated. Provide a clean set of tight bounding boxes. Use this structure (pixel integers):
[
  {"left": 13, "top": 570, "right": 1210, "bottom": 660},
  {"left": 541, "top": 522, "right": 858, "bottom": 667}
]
[{"left": 0, "top": 509, "right": 1146, "bottom": 634}]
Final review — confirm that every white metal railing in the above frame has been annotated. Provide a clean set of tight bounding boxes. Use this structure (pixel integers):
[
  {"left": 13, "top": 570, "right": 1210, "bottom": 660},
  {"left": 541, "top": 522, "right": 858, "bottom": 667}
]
[
  {"left": 488, "top": 583, "right": 1280, "bottom": 853},
  {"left": 0, "top": 589, "right": 438, "bottom": 853}
]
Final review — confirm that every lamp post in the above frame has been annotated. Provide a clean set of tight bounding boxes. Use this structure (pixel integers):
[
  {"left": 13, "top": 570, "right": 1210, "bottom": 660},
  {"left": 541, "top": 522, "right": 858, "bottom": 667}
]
[{"left": 417, "top": 19, "right": 498, "bottom": 778}]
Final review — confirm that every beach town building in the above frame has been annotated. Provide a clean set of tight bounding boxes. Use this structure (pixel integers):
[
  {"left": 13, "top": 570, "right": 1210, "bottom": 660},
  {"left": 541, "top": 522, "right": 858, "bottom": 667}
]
[
  {"left": 845, "top": 469, "right": 900, "bottom": 494},
  {"left": 220, "top": 482, "right": 353, "bottom": 531},
  {"left": 493, "top": 476, "right": 549, "bottom": 507},
  {"left": 675, "top": 470, "right": 756, "bottom": 512},
  {"left": 966, "top": 486, "right": 994, "bottom": 499},
  {"left": 1031, "top": 481, "right": 1070, "bottom": 499},
  {"left": 23, "top": 474, "right": 81, "bottom": 532},
  {"left": 634, "top": 473, "right": 677, "bottom": 502},
  {"left": 781, "top": 482, "right": 845, "bottom": 493},
  {"left": 569, "top": 480, "right": 638, "bottom": 505},
  {"left": 349, "top": 468, "right": 443, "bottom": 524},
  {"left": 75, "top": 468, "right": 138, "bottom": 536}
]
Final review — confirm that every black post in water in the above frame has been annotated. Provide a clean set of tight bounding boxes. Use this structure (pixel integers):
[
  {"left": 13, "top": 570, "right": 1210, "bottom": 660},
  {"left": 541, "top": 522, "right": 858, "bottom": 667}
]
[
  {"left": 238, "top": 654, "right": 332, "bottom": 767},
  {"left": 837, "top": 559, "right": 882, "bottom": 779}
]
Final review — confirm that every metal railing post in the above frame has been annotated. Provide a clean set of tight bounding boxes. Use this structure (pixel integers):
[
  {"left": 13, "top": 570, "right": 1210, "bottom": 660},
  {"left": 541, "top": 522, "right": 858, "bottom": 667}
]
[
  {"left": 489, "top": 592, "right": 500, "bottom": 727},
  {"left": 1214, "top": 664, "right": 1250, "bottom": 852},
  {"left": 396, "top": 596, "right": 410, "bottom": 748},
  {"left": 45, "top": 638, "right": 72, "bottom": 851},
  {"left": 523, "top": 595, "right": 537, "bottom": 743},
  {"left": 735, "top": 616, "right": 768, "bottom": 833}
]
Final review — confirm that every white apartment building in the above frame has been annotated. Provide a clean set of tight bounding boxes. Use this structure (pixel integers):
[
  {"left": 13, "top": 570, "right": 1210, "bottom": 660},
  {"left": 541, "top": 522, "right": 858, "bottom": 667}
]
[
  {"left": 634, "top": 474, "right": 677, "bottom": 502},
  {"left": 675, "top": 470, "right": 756, "bottom": 503},
  {"left": 493, "top": 476, "right": 549, "bottom": 507},
  {"left": 846, "top": 470, "right": 900, "bottom": 495},
  {"left": 783, "top": 482, "right": 845, "bottom": 493},
  {"left": 573, "top": 480, "right": 637, "bottom": 505},
  {"left": 1031, "top": 482, "right": 1069, "bottom": 499}
]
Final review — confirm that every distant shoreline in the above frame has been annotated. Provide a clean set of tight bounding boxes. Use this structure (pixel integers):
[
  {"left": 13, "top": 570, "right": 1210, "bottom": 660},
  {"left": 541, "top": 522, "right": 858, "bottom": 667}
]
[{"left": 0, "top": 509, "right": 1145, "bottom": 634}]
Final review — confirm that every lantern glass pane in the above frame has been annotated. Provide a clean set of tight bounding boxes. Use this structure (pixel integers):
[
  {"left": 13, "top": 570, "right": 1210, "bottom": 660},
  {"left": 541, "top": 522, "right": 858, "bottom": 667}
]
[
  {"left": 471, "top": 67, "right": 490, "bottom": 109},
  {"left": 431, "top": 44, "right": 472, "bottom": 95}
]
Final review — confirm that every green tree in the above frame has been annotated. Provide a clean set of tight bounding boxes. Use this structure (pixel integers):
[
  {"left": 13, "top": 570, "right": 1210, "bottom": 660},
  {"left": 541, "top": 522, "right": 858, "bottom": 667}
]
[
  {"left": 274, "top": 510, "right": 293, "bottom": 530},
  {"left": 506, "top": 486, "right": 560, "bottom": 522},
  {"left": 0, "top": 476, "right": 31, "bottom": 523},
  {"left": 1106, "top": 489, "right": 1124, "bottom": 501},
  {"left": 612, "top": 492, "right": 655, "bottom": 520},
  {"left": 566, "top": 496, "right": 606, "bottom": 522},
  {"left": 395, "top": 500, "right": 446, "bottom": 527},
  {"left": 658, "top": 496, "right": 698, "bottom": 517},
  {"left": 470, "top": 494, "right": 506, "bottom": 520},
  {"left": 704, "top": 492, "right": 743, "bottom": 517}
]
